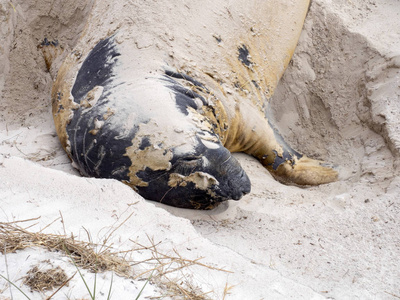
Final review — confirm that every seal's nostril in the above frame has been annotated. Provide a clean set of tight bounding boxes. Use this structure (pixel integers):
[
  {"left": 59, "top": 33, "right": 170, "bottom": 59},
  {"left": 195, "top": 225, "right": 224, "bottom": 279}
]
[
  {"left": 243, "top": 183, "right": 251, "bottom": 195},
  {"left": 232, "top": 195, "right": 241, "bottom": 201},
  {"left": 241, "top": 171, "right": 251, "bottom": 195},
  {"left": 229, "top": 180, "right": 251, "bottom": 200}
]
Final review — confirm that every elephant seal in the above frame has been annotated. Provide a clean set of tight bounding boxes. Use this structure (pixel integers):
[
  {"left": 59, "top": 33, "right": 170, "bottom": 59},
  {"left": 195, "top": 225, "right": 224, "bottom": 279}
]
[{"left": 47, "top": 0, "right": 337, "bottom": 209}]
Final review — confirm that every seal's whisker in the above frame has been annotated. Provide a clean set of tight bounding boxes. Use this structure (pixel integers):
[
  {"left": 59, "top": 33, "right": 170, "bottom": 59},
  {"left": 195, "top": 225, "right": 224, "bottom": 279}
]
[{"left": 159, "top": 186, "right": 174, "bottom": 203}]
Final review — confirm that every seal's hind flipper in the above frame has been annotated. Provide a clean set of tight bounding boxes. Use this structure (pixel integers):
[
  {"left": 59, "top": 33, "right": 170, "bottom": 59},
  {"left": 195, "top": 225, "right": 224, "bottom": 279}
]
[{"left": 39, "top": 38, "right": 65, "bottom": 78}]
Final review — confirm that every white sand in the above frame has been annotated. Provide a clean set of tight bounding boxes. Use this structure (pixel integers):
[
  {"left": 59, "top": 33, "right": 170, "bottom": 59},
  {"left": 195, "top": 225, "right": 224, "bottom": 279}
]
[{"left": 1, "top": 0, "right": 400, "bottom": 299}]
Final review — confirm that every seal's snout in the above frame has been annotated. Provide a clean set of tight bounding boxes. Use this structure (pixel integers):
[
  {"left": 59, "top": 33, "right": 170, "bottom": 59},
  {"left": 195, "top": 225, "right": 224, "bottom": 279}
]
[
  {"left": 230, "top": 186, "right": 249, "bottom": 200},
  {"left": 240, "top": 171, "right": 252, "bottom": 195},
  {"left": 213, "top": 152, "right": 251, "bottom": 201},
  {"left": 228, "top": 170, "right": 251, "bottom": 200}
]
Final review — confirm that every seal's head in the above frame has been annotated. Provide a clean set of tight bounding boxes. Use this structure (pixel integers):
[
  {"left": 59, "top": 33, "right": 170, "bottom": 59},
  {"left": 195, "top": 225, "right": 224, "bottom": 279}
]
[{"left": 135, "top": 135, "right": 251, "bottom": 209}]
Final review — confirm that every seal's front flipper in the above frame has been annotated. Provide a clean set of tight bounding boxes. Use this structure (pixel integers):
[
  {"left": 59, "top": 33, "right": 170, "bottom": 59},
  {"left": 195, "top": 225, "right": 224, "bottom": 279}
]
[
  {"left": 264, "top": 125, "right": 338, "bottom": 186},
  {"left": 255, "top": 136, "right": 338, "bottom": 186},
  {"left": 270, "top": 156, "right": 338, "bottom": 186},
  {"left": 227, "top": 103, "right": 338, "bottom": 186}
]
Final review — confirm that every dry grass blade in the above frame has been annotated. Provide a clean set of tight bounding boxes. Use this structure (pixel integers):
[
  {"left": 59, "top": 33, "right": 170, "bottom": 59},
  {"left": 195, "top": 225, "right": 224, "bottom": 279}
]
[
  {"left": 385, "top": 291, "right": 400, "bottom": 299},
  {"left": 45, "top": 271, "right": 77, "bottom": 300},
  {"left": 0, "top": 220, "right": 131, "bottom": 277},
  {"left": 99, "top": 211, "right": 135, "bottom": 252},
  {"left": 149, "top": 273, "right": 213, "bottom": 300},
  {"left": 222, "top": 282, "right": 236, "bottom": 300}
]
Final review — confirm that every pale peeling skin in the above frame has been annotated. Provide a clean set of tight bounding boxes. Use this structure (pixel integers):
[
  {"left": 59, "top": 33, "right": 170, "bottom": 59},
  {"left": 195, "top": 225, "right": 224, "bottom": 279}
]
[
  {"left": 124, "top": 121, "right": 174, "bottom": 188},
  {"left": 46, "top": 0, "right": 338, "bottom": 209},
  {"left": 168, "top": 172, "right": 219, "bottom": 192}
]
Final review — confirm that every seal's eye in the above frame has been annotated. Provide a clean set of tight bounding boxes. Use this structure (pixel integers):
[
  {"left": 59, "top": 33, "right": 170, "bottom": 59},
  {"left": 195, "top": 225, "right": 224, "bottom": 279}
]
[
  {"left": 178, "top": 156, "right": 202, "bottom": 167},
  {"left": 173, "top": 156, "right": 202, "bottom": 175},
  {"left": 181, "top": 156, "right": 200, "bottom": 162},
  {"left": 179, "top": 156, "right": 202, "bottom": 167}
]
